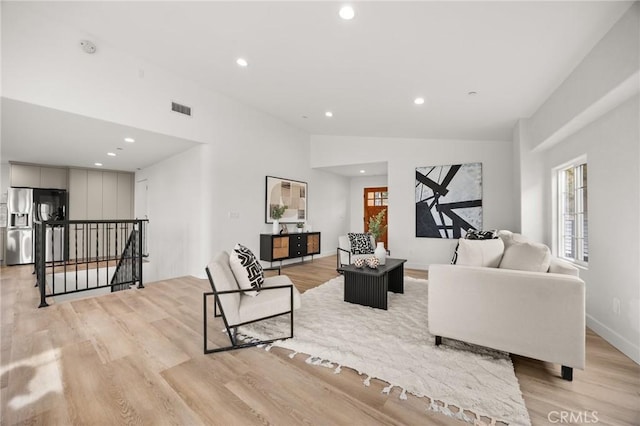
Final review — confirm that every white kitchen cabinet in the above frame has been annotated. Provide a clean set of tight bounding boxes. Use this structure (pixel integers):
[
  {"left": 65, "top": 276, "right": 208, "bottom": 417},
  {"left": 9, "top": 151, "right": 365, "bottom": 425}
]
[
  {"left": 40, "top": 167, "right": 67, "bottom": 189},
  {"left": 102, "top": 172, "right": 118, "bottom": 220},
  {"left": 10, "top": 164, "right": 67, "bottom": 189},
  {"left": 10, "top": 164, "right": 41, "bottom": 187},
  {"left": 68, "top": 169, "right": 88, "bottom": 220},
  {"left": 87, "top": 170, "right": 103, "bottom": 219},
  {"left": 117, "top": 173, "right": 133, "bottom": 219},
  {"left": 68, "top": 168, "right": 134, "bottom": 220}
]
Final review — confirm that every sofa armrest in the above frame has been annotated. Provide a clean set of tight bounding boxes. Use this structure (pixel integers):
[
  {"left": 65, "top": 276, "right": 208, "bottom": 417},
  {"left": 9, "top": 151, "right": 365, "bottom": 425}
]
[
  {"left": 548, "top": 257, "right": 580, "bottom": 277},
  {"left": 428, "top": 264, "right": 585, "bottom": 369}
]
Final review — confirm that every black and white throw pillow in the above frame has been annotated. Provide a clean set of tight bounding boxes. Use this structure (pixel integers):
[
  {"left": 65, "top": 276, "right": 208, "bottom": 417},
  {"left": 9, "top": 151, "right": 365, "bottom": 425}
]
[
  {"left": 229, "top": 243, "right": 264, "bottom": 296},
  {"left": 464, "top": 229, "right": 499, "bottom": 240},
  {"left": 348, "top": 233, "right": 374, "bottom": 255},
  {"left": 451, "top": 229, "right": 499, "bottom": 264}
]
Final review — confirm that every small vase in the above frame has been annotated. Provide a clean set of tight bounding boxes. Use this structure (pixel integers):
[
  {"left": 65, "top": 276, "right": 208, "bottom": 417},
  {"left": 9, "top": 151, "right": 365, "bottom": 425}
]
[
  {"left": 272, "top": 220, "right": 280, "bottom": 235},
  {"left": 374, "top": 242, "right": 387, "bottom": 265}
]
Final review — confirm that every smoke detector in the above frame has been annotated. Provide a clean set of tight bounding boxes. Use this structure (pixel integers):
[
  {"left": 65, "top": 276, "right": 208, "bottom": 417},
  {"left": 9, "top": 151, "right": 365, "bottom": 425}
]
[{"left": 80, "top": 40, "right": 97, "bottom": 54}]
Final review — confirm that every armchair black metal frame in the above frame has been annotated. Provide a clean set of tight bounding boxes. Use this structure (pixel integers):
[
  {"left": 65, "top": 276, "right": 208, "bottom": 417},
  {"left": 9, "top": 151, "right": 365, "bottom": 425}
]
[
  {"left": 203, "top": 266, "right": 295, "bottom": 354},
  {"left": 336, "top": 247, "right": 352, "bottom": 272}
]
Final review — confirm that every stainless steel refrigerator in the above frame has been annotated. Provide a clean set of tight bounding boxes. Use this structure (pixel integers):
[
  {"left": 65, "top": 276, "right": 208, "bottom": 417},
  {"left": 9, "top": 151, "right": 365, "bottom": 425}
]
[{"left": 6, "top": 188, "right": 33, "bottom": 265}]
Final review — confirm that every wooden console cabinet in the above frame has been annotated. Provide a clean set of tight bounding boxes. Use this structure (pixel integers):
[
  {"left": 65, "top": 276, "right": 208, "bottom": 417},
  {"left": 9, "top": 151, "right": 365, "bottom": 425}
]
[{"left": 260, "top": 232, "right": 321, "bottom": 263}]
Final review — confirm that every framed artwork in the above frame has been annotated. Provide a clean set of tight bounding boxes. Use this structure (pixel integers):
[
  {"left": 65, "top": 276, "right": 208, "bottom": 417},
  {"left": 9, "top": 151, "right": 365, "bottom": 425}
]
[
  {"left": 415, "top": 162, "right": 482, "bottom": 239},
  {"left": 265, "top": 176, "right": 308, "bottom": 223}
]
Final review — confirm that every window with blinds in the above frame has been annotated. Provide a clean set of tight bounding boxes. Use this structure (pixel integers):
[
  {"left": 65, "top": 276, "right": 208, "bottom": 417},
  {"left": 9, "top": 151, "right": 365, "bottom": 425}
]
[{"left": 559, "top": 162, "right": 588, "bottom": 264}]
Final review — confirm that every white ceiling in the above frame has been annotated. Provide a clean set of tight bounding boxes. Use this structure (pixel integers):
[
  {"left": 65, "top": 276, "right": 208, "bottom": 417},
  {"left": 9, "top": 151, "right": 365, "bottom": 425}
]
[
  {"left": 319, "top": 162, "right": 389, "bottom": 177},
  {"left": 1, "top": 1, "right": 632, "bottom": 172},
  {"left": 1, "top": 98, "right": 200, "bottom": 172}
]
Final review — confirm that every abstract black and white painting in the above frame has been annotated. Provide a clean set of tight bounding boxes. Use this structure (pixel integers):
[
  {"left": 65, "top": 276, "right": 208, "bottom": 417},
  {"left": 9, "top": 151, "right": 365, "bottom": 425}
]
[{"left": 415, "top": 163, "right": 482, "bottom": 238}]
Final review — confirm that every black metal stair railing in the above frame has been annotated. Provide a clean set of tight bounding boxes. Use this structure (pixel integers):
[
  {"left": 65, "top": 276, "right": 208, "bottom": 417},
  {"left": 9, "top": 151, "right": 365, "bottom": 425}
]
[
  {"left": 34, "top": 219, "right": 149, "bottom": 308},
  {"left": 110, "top": 228, "right": 141, "bottom": 292}
]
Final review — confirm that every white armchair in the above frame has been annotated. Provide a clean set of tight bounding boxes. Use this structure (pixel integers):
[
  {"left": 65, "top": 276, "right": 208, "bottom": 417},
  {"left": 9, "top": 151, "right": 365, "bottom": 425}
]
[
  {"left": 204, "top": 252, "right": 301, "bottom": 353},
  {"left": 336, "top": 234, "right": 376, "bottom": 270}
]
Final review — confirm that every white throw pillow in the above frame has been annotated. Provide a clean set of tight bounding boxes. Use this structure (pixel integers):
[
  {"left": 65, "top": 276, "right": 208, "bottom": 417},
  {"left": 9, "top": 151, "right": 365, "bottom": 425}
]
[
  {"left": 229, "top": 244, "right": 264, "bottom": 296},
  {"left": 499, "top": 242, "right": 551, "bottom": 272},
  {"left": 497, "top": 230, "right": 529, "bottom": 249},
  {"left": 455, "top": 238, "right": 505, "bottom": 268}
]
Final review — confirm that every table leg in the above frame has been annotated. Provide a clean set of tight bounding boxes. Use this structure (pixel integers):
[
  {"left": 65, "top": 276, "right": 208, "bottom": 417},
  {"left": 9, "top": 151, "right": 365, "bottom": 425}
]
[{"left": 388, "top": 264, "right": 404, "bottom": 293}]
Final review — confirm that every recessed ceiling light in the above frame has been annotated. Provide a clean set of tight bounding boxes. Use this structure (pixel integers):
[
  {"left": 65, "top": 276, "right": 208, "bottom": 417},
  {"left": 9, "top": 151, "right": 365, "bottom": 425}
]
[
  {"left": 236, "top": 58, "right": 248, "bottom": 67},
  {"left": 124, "top": 137, "right": 135, "bottom": 143},
  {"left": 94, "top": 162, "right": 103, "bottom": 167},
  {"left": 107, "top": 152, "right": 116, "bottom": 157},
  {"left": 325, "top": 111, "right": 333, "bottom": 118},
  {"left": 414, "top": 97, "right": 425, "bottom": 105},
  {"left": 468, "top": 91, "right": 478, "bottom": 96},
  {"left": 339, "top": 5, "right": 355, "bottom": 20},
  {"left": 359, "top": 170, "right": 366, "bottom": 174}
]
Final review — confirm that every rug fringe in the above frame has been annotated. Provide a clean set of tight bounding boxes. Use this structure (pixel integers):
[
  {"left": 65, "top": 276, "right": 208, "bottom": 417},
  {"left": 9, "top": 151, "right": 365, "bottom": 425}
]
[
  {"left": 426, "top": 399, "right": 490, "bottom": 425},
  {"left": 242, "top": 338, "right": 511, "bottom": 426}
]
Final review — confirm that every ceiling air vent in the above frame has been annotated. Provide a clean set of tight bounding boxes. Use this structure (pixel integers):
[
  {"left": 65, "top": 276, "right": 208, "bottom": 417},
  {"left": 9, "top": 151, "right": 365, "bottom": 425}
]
[{"left": 171, "top": 101, "right": 192, "bottom": 116}]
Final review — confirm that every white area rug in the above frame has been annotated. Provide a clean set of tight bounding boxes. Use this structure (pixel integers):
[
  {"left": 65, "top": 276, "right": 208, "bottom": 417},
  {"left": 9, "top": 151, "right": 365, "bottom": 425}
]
[{"left": 239, "top": 276, "right": 530, "bottom": 425}]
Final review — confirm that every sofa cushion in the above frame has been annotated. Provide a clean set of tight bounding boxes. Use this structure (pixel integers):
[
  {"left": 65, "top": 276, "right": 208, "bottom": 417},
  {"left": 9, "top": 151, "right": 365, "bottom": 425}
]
[
  {"left": 452, "top": 229, "right": 499, "bottom": 263},
  {"left": 499, "top": 242, "right": 551, "bottom": 272},
  {"left": 455, "top": 238, "right": 505, "bottom": 268},
  {"left": 238, "top": 274, "right": 301, "bottom": 324},
  {"left": 229, "top": 244, "right": 264, "bottom": 296},
  {"left": 497, "top": 230, "right": 529, "bottom": 249},
  {"left": 348, "top": 232, "right": 374, "bottom": 255}
]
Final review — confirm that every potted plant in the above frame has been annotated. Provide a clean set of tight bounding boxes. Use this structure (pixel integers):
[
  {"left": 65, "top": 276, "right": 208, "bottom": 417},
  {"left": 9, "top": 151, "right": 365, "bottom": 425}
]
[
  {"left": 271, "top": 205, "right": 287, "bottom": 234},
  {"left": 369, "top": 209, "right": 388, "bottom": 265},
  {"left": 296, "top": 222, "right": 305, "bottom": 233},
  {"left": 368, "top": 209, "right": 387, "bottom": 242}
]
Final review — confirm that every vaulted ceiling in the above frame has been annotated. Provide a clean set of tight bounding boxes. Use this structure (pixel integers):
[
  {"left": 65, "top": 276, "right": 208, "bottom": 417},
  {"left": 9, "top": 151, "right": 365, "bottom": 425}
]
[{"left": 1, "top": 1, "right": 632, "bottom": 171}]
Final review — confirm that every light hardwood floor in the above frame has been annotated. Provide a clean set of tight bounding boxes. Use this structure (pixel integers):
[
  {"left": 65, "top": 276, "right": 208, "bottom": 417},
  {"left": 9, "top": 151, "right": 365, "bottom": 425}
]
[{"left": 1, "top": 256, "right": 638, "bottom": 425}]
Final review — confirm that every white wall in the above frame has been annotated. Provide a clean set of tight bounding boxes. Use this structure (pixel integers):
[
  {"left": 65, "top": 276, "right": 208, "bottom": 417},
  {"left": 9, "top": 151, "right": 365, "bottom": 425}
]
[
  {"left": 515, "top": 119, "right": 546, "bottom": 243},
  {"left": 545, "top": 96, "right": 639, "bottom": 364},
  {"left": 137, "top": 136, "right": 350, "bottom": 282},
  {"left": 3, "top": 3, "right": 351, "bottom": 281},
  {"left": 3, "top": 2, "right": 234, "bottom": 145},
  {"left": 517, "top": 4, "right": 640, "bottom": 363},
  {"left": 349, "top": 175, "right": 388, "bottom": 233},
  {"left": 527, "top": 2, "right": 639, "bottom": 149},
  {"left": 310, "top": 135, "right": 516, "bottom": 269}
]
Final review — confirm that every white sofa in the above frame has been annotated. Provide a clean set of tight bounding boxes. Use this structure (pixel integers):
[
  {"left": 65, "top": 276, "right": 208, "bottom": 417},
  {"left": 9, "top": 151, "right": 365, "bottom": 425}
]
[{"left": 428, "top": 231, "right": 585, "bottom": 381}]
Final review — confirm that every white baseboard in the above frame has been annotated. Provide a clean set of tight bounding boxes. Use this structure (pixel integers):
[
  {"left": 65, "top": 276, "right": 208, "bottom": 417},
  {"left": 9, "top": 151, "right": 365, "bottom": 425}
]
[
  {"left": 586, "top": 314, "right": 640, "bottom": 365},
  {"left": 316, "top": 250, "right": 335, "bottom": 259}
]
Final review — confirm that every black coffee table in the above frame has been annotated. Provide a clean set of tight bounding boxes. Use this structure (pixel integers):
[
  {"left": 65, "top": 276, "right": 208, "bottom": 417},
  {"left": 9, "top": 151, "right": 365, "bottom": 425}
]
[{"left": 340, "top": 258, "right": 407, "bottom": 310}]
